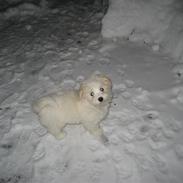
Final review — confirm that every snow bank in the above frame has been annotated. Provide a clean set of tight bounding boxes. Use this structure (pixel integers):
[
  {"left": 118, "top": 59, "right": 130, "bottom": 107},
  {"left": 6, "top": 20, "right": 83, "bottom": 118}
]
[
  {"left": 0, "top": 0, "right": 49, "bottom": 19},
  {"left": 1, "top": 3, "right": 41, "bottom": 18},
  {"left": 102, "top": 0, "right": 183, "bottom": 62}
]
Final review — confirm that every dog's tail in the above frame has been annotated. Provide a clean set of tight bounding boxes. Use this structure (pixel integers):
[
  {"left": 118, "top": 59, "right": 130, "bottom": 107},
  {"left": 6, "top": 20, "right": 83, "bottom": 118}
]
[{"left": 32, "top": 96, "right": 56, "bottom": 114}]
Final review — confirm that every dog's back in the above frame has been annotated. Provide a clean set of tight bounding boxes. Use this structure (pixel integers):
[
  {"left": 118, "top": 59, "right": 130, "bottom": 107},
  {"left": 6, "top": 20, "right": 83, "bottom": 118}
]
[{"left": 32, "top": 91, "right": 81, "bottom": 127}]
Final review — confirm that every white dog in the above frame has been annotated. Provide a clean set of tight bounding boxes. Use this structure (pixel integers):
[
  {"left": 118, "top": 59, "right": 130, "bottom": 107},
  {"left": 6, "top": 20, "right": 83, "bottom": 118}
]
[{"left": 32, "top": 73, "right": 112, "bottom": 142}]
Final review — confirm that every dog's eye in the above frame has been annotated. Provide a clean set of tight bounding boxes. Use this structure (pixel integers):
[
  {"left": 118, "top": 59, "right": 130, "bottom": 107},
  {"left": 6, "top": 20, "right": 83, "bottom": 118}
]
[
  {"left": 100, "top": 88, "right": 104, "bottom": 92},
  {"left": 90, "top": 92, "right": 94, "bottom": 96}
]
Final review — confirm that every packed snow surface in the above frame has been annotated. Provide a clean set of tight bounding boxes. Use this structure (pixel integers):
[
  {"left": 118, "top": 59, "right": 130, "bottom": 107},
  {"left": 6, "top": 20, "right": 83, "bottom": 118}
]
[
  {"left": 0, "top": 2, "right": 183, "bottom": 183},
  {"left": 102, "top": 0, "right": 183, "bottom": 63}
]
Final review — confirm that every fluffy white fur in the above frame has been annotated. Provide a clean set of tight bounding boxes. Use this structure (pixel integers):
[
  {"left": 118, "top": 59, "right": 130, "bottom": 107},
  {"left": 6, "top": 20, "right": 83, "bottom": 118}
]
[{"left": 32, "top": 74, "right": 112, "bottom": 141}]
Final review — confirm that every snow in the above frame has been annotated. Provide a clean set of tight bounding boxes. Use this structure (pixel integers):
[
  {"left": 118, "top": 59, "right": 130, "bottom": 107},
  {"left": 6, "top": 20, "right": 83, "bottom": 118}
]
[
  {"left": 0, "top": 1, "right": 183, "bottom": 183},
  {"left": 102, "top": 0, "right": 183, "bottom": 63},
  {"left": 1, "top": 3, "right": 42, "bottom": 19}
]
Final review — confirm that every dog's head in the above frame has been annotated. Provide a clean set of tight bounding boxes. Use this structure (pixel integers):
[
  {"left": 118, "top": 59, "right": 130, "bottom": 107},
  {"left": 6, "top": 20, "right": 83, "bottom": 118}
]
[{"left": 79, "top": 74, "right": 112, "bottom": 106}]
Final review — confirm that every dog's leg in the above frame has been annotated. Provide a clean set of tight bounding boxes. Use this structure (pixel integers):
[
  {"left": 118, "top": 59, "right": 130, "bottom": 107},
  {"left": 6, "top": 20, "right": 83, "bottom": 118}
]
[
  {"left": 83, "top": 123, "right": 108, "bottom": 143},
  {"left": 47, "top": 125, "right": 66, "bottom": 140},
  {"left": 38, "top": 105, "right": 66, "bottom": 140}
]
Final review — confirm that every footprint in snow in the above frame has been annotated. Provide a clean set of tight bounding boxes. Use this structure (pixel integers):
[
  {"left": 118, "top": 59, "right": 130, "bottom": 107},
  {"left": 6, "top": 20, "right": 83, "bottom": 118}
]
[
  {"left": 93, "top": 150, "right": 109, "bottom": 163},
  {"left": 88, "top": 140, "right": 101, "bottom": 152},
  {"left": 122, "top": 91, "right": 131, "bottom": 99},
  {"left": 34, "top": 125, "right": 47, "bottom": 137},
  {"left": 113, "top": 83, "right": 127, "bottom": 97},
  {"left": 174, "top": 144, "right": 183, "bottom": 159},
  {"left": 144, "top": 110, "right": 159, "bottom": 120},
  {"left": 0, "top": 142, "right": 14, "bottom": 158},
  {"left": 132, "top": 93, "right": 153, "bottom": 111},
  {"left": 172, "top": 63, "right": 183, "bottom": 81},
  {"left": 117, "top": 69, "right": 125, "bottom": 77},
  {"left": 160, "top": 118, "right": 182, "bottom": 140},
  {"left": 149, "top": 138, "right": 167, "bottom": 151},
  {"left": 152, "top": 154, "right": 169, "bottom": 174},
  {"left": 59, "top": 51, "right": 72, "bottom": 59},
  {"left": 109, "top": 135, "right": 121, "bottom": 145},
  {"left": 32, "top": 144, "right": 45, "bottom": 162},
  {"left": 166, "top": 119, "right": 182, "bottom": 132},
  {"left": 116, "top": 64, "right": 126, "bottom": 76},
  {"left": 162, "top": 128, "right": 175, "bottom": 139},
  {"left": 83, "top": 55, "right": 95, "bottom": 65},
  {"left": 124, "top": 79, "right": 135, "bottom": 88},
  {"left": 175, "top": 87, "right": 183, "bottom": 103},
  {"left": 115, "top": 161, "right": 133, "bottom": 181},
  {"left": 60, "top": 69, "right": 73, "bottom": 78},
  {"left": 0, "top": 111, "right": 14, "bottom": 137},
  {"left": 60, "top": 61, "right": 74, "bottom": 70},
  {"left": 99, "top": 57, "right": 110, "bottom": 65},
  {"left": 54, "top": 160, "right": 69, "bottom": 174},
  {"left": 88, "top": 40, "right": 99, "bottom": 48},
  {"left": 0, "top": 69, "right": 14, "bottom": 86},
  {"left": 89, "top": 164, "right": 103, "bottom": 182},
  {"left": 72, "top": 161, "right": 86, "bottom": 174}
]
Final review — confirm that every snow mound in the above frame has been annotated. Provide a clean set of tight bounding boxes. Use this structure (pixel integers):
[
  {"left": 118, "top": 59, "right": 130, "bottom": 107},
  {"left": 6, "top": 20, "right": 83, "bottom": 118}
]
[
  {"left": 102, "top": 0, "right": 183, "bottom": 62},
  {"left": 1, "top": 3, "right": 42, "bottom": 19}
]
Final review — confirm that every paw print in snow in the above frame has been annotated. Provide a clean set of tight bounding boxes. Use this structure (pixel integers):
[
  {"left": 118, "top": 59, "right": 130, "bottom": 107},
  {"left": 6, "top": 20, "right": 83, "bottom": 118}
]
[
  {"left": 60, "top": 69, "right": 73, "bottom": 79},
  {"left": 132, "top": 91, "right": 153, "bottom": 111},
  {"left": 162, "top": 118, "right": 182, "bottom": 139},
  {"left": 117, "top": 67, "right": 125, "bottom": 77},
  {"left": 89, "top": 164, "right": 102, "bottom": 182},
  {"left": 109, "top": 135, "right": 121, "bottom": 145},
  {"left": 59, "top": 51, "right": 72, "bottom": 59},
  {"left": 99, "top": 58, "right": 110, "bottom": 65},
  {"left": 119, "top": 129, "right": 134, "bottom": 143},
  {"left": 113, "top": 83, "right": 127, "bottom": 97},
  {"left": 122, "top": 92, "right": 131, "bottom": 99},
  {"left": 88, "top": 40, "right": 99, "bottom": 48},
  {"left": 34, "top": 125, "right": 47, "bottom": 137},
  {"left": 112, "top": 151, "right": 124, "bottom": 162},
  {"left": 172, "top": 63, "right": 183, "bottom": 81},
  {"left": 169, "top": 119, "right": 182, "bottom": 132},
  {"left": 174, "top": 144, "right": 183, "bottom": 159},
  {"left": 55, "top": 160, "right": 69, "bottom": 174},
  {"left": 125, "top": 80, "right": 135, "bottom": 88},
  {"left": 152, "top": 154, "right": 169, "bottom": 174},
  {"left": 88, "top": 140, "right": 100, "bottom": 152},
  {"left": 135, "top": 154, "right": 153, "bottom": 172},
  {"left": 0, "top": 113, "right": 12, "bottom": 136},
  {"left": 144, "top": 110, "right": 159, "bottom": 120},
  {"left": 32, "top": 143, "right": 45, "bottom": 161},
  {"left": 175, "top": 87, "right": 183, "bottom": 103},
  {"left": 115, "top": 161, "right": 133, "bottom": 180},
  {"left": 72, "top": 161, "right": 86, "bottom": 174}
]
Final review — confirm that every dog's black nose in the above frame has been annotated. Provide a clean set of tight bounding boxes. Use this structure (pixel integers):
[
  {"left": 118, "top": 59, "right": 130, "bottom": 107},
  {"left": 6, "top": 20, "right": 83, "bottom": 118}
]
[{"left": 98, "top": 97, "right": 103, "bottom": 102}]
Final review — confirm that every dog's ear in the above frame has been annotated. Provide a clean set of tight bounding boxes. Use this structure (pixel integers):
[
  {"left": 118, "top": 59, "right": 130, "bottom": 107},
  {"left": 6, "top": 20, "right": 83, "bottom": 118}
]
[{"left": 97, "top": 74, "right": 112, "bottom": 88}]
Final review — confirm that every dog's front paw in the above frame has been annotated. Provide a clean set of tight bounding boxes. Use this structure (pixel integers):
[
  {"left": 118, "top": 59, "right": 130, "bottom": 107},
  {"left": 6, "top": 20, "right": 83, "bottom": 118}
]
[
  {"left": 94, "top": 132, "right": 109, "bottom": 144},
  {"left": 54, "top": 132, "right": 66, "bottom": 140}
]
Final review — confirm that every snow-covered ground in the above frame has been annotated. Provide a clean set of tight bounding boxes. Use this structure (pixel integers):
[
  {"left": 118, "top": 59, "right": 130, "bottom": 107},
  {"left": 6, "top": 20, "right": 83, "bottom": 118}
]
[
  {"left": 0, "top": 1, "right": 183, "bottom": 183},
  {"left": 102, "top": 0, "right": 183, "bottom": 63}
]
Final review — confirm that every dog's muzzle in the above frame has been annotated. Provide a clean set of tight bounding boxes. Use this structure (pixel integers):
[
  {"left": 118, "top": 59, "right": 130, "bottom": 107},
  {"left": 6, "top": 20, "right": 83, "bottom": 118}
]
[{"left": 98, "top": 97, "right": 103, "bottom": 102}]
